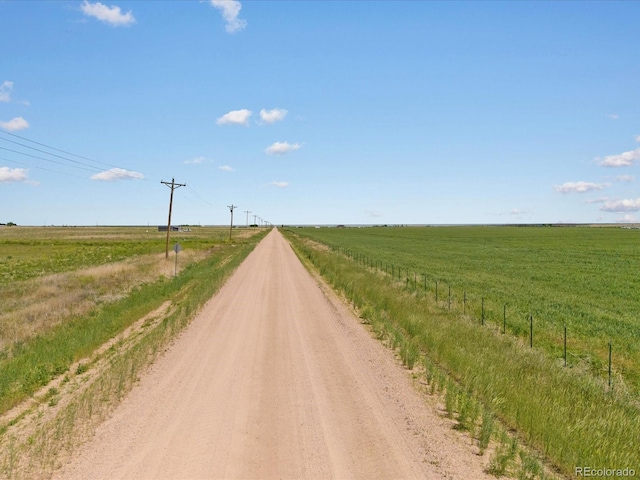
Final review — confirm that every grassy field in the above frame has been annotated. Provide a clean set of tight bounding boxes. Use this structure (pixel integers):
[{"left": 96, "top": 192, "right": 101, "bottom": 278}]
[
  {"left": 283, "top": 226, "right": 640, "bottom": 478},
  {"left": 0, "top": 225, "right": 263, "bottom": 417},
  {"left": 0, "top": 226, "right": 268, "bottom": 477},
  {"left": 291, "top": 225, "right": 640, "bottom": 395},
  {"left": 0, "top": 226, "right": 239, "bottom": 284}
]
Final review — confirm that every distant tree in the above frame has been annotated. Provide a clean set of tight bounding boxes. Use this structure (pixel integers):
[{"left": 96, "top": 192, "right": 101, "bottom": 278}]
[{"left": 6, "top": 222, "right": 16, "bottom": 227}]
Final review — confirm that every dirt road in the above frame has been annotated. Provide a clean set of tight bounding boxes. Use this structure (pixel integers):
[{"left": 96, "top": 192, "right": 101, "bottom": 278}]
[{"left": 55, "top": 229, "right": 490, "bottom": 479}]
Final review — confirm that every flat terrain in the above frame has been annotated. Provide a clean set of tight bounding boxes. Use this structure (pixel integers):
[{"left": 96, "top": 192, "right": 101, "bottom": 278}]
[
  {"left": 54, "top": 229, "right": 490, "bottom": 479},
  {"left": 292, "top": 225, "right": 640, "bottom": 393}
]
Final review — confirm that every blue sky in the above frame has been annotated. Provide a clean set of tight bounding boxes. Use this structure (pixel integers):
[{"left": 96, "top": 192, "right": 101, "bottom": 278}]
[{"left": 1, "top": 1, "right": 639, "bottom": 226}]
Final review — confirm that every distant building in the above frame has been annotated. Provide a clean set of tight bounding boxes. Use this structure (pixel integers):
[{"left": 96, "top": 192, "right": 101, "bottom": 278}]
[{"left": 158, "top": 225, "right": 181, "bottom": 232}]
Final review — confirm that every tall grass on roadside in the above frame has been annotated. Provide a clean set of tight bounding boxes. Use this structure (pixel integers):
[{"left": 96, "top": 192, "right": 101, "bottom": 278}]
[
  {"left": 0, "top": 231, "right": 267, "bottom": 417},
  {"left": 292, "top": 226, "right": 640, "bottom": 396},
  {"left": 0, "top": 249, "right": 209, "bottom": 356},
  {"left": 0, "top": 230, "right": 267, "bottom": 478},
  {"left": 284, "top": 230, "right": 640, "bottom": 478}
]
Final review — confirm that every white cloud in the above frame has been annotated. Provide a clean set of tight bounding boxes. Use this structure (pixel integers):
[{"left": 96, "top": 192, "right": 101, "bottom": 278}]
[
  {"left": 81, "top": 1, "right": 135, "bottom": 27},
  {"left": 605, "top": 113, "right": 619, "bottom": 120},
  {"left": 586, "top": 197, "right": 609, "bottom": 204},
  {"left": 0, "top": 117, "right": 29, "bottom": 131},
  {"left": 90, "top": 168, "right": 144, "bottom": 181},
  {"left": 554, "top": 181, "right": 609, "bottom": 194},
  {"left": 366, "top": 210, "right": 383, "bottom": 218},
  {"left": 219, "top": 165, "right": 234, "bottom": 172},
  {"left": 636, "top": 135, "right": 640, "bottom": 143},
  {"left": 600, "top": 198, "right": 640, "bottom": 213},
  {"left": 271, "top": 181, "right": 289, "bottom": 188},
  {"left": 265, "top": 141, "right": 301, "bottom": 155},
  {"left": 183, "top": 156, "right": 210, "bottom": 165},
  {"left": 0, "top": 81, "right": 13, "bottom": 102},
  {"left": 616, "top": 175, "right": 635, "bottom": 183},
  {"left": 216, "top": 109, "right": 252, "bottom": 126},
  {"left": 616, "top": 214, "right": 638, "bottom": 223},
  {"left": 259, "top": 108, "right": 288, "bottom": 124},
  {"left": 497, "top": 208, "right": 530, "bottom": 217},
  {"left": 0, "top": 167, "right": 29, "bottom": 183},
  {"left": 209, "top": 0, "right": 247, "bottom": 33},
  {"left": 598, "top": 148, "right": 640, "bottom": 167}
]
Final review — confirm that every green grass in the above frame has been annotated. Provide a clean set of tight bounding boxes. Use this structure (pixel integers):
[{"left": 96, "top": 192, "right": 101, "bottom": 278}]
[
  {"left": 0, "top": 227, "right": 266, "bottom": 417},
  {"left": 0, "top": 229, "right": 269, "bottom": 478},
  {"left": 283, "top": 228, "right": 640, "bottom": 478},
  {"left": 0, "top": 226, "right": 233, "bottom": 285},
  {"left": 290, "top": 225, "right": 640, "bottom": 396}
]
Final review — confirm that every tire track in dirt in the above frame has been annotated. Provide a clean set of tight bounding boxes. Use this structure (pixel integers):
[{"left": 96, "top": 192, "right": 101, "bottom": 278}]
[{"left": 55, "top": 229, "right": 490, "bottom": 479}]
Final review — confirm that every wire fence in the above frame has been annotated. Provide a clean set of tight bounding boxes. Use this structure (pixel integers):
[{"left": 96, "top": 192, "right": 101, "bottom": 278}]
[{"left": 337, "top": 246, "right": 618, "bottom": 391}]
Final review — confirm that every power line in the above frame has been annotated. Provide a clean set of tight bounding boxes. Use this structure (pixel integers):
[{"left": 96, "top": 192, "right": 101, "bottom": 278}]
[
  {"left": 0, "top": 130, "right": 253, "bottom": 221},
  {"left": 0, "top": 129, "right": 122, "bottom": 170},
  {"left": 161, "top": 178, "right": 186, "bottom": 259},
  {"left": 227, "top": 204, "right": 237, "bottom": 240},
  {"left": 186, "top": 185, "right": 214, "bottom": 206},
  {"left": 0, "top": 146, "right": 101, "bottom": 173},
  {"left": 0, "top": 129, "right": 151, "bottom": 181},
  {"left": 0, "top": 155, "right": 91, "bottom": 180},
  {"left": 0, "top": 136, "right": 105, "bottom": 171}
]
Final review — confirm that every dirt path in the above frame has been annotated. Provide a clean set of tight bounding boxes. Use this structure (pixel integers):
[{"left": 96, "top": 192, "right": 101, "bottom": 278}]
[{"left": 55, "top": 229, "right": 490, "bottom": 480}]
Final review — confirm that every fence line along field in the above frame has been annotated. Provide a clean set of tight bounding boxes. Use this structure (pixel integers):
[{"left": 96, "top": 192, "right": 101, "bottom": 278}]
[
  {"left": 283, "top": 226, "right": 640, "bottom": 477},
  {"left": 292, "top": 225, "right": 640, "bottom": 395}
]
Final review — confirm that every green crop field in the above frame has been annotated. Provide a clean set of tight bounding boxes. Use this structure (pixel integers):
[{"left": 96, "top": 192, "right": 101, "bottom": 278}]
[
  {"left": 0, "top": 225, "right": 264, "bottom": 418},
  {"left": 292, "top": 225, "right": 640, "bottom": 394},
  {"left": 0, "top": 226, "right": 240, "bottom": 285},
  {"left": 284, "top": 226, "right": 640, "bottom": 477}
]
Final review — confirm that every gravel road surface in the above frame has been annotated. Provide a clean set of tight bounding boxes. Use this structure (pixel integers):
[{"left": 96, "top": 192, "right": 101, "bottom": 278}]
[{"left": 55, "top": 229, "right": 490, "bottom": 480}]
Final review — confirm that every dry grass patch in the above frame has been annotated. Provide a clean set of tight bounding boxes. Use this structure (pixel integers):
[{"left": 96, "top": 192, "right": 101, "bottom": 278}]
[
  {"left": 0, "top": 231, "right": 267, "bottom": 478},
  {"left": 0, "top": 249, "right": 210, "bottom": 357}
]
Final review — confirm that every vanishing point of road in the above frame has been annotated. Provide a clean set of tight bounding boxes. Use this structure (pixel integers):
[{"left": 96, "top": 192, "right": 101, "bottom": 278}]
[{"left": 56, "top": 229, "right": 490, "bottom": 480}]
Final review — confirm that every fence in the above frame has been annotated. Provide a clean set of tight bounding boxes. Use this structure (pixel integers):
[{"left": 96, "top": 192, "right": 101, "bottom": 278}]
[{"left": 337, "top": 246, "right": 617, "bottom": 391}]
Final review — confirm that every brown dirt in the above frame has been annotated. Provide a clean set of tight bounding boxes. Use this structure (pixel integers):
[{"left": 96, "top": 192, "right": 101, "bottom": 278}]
[{"left": 54, "top": 229, "right": 491, "bottom": 480}]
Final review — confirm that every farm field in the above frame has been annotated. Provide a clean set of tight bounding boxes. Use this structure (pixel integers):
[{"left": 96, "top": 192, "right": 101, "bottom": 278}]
[
  {"left": 283, "top": 226, "right": 640, "bottom": 477},
  {"left": 0, "top": 225, "right": 247, "bottom": 285},
  {"left": 0, "top": 225, "right": 263, "bottom": 417},
  {"left": 292, "top": 225, "right": 640, "bottom": 395},
  {"left": 2, "top": 229, "right": 493, "bottom": 479}
]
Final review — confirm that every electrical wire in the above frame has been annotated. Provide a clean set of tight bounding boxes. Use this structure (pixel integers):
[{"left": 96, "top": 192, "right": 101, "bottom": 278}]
[
  {"left": 186, "top": 185, "right": 215, "bottom": 207},
  {"left": 0, "top": 136, "right": 105, "bottom": 171},
  {"left": 0, "top": 129, "right": 228, "bottom": 213},
  {"left": 0, "top": 155, "right": 93, "bottom": 180},
  {"left": 0, "top": 129, "right": 153, "bottom": 181},
  {"left": 0, "top": 129, "right": 122, "bottom": 170},
  {"left": 0, "top": 146, "right": 101, "bottom": 173}
]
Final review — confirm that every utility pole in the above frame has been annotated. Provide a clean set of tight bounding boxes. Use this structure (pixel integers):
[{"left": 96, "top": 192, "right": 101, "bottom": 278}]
[
  {"left": 244, "top": 210, "right": 251, "bottom": 228},
  {"left": 228, "top": 204, "right": 237, "bottom": 240},
  {"left": 161, "top": 178, "right": 186, "bottom": 259},
  {"left": 253, "top": 214, "right": 257, "bottom": 228}
]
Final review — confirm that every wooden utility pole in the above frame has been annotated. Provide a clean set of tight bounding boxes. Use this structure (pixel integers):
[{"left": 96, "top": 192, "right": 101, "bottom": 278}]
[
  {"left": 161, "top": 178, "right": 186, "bottom": 259},
  {"left": 228, "top": 204, "right": 237, "bottom": 240},
  {"left": 244, "top": 210, "right": 251, "bottom": 228}
]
